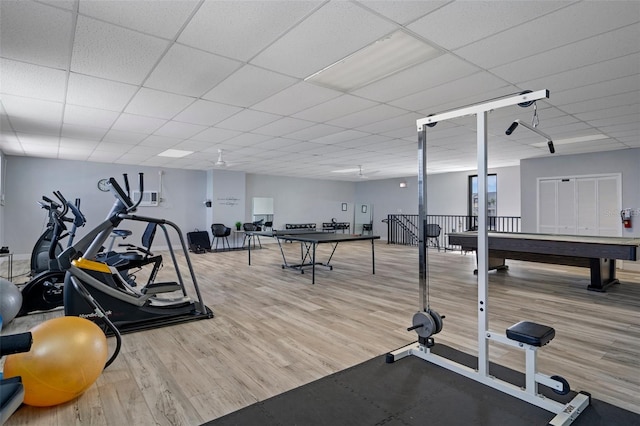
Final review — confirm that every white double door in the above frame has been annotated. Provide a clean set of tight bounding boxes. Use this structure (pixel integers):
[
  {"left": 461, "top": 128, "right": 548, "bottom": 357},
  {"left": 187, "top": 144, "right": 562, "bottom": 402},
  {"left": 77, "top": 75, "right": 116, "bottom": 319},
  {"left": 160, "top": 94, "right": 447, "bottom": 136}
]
[{"left": 538, "top": 174, "right": 621, "bottom": 237}]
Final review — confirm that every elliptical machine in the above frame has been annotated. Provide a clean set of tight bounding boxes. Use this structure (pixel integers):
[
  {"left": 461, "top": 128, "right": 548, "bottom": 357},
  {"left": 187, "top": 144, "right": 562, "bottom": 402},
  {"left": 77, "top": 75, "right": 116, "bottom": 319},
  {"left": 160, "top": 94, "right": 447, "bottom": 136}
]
[
  {"left": 61, "top": 173, "right": 213, "bottom": 334},
  {"left": 29, "top": 195, "right": 72, "bottom": 275},
  {"left": 17, "top": 192, "right": 86, "bottom": 317}
]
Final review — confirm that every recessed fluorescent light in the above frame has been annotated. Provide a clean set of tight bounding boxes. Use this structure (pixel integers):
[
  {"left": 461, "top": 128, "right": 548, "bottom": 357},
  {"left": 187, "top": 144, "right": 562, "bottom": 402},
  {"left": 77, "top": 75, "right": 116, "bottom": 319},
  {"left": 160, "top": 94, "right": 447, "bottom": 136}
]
[
  {"left": 305, "top": 30, "right": 441, "bottom": 92},
  {"left": 158, "top": 149, "right": 193, "bottom": 158},
  {"left": 532, "top": 134, "right": 608, "bottom": 148}
]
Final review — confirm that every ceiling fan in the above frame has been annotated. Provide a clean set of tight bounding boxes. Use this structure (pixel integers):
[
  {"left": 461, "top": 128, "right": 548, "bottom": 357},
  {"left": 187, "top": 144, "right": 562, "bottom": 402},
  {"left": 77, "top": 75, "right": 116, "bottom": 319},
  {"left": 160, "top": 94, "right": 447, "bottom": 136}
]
[{"left": 215, "top": 149, "right": 227, "bottom": 167}]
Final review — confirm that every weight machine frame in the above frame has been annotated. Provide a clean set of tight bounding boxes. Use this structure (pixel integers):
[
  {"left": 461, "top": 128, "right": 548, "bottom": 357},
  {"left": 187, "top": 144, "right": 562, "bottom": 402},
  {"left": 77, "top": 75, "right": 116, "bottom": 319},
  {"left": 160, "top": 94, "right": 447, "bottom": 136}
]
[{"left": 387, "top": 90, "right": 590, "bottom": 425}]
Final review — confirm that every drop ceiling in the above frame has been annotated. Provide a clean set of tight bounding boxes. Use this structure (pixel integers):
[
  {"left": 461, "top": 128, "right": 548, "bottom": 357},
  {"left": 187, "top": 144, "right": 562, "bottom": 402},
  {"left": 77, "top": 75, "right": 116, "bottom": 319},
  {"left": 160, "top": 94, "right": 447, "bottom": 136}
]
[{"left": 1, "top": 0, "right": 638, "bottom": 181}]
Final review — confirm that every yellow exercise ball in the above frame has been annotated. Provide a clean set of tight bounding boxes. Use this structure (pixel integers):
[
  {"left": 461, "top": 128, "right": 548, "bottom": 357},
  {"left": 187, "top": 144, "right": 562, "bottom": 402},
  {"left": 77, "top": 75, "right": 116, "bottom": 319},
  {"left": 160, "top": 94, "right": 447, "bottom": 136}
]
[{"left": 3, "top": 316, "right": 108, "bottom": 407}]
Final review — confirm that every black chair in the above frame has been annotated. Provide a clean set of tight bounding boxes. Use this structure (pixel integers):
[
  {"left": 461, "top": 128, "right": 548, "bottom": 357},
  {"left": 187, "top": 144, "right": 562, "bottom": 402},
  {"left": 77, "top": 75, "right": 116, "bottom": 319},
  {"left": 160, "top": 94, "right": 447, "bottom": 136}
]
[
  {"left": 211, "top": 223, "right": 231, "bottom": 251},
  {"left": 242, "top": 223, "right": 262, "bottom": 249},
  {"left": 263, "top": 221, "right": 273, "bottom": 231},
  {"left": 362, "top": 223, "right": 373, "bottom": 235},
  {"left": 426, "top": 224, "right": 441, "bottom": 251}
]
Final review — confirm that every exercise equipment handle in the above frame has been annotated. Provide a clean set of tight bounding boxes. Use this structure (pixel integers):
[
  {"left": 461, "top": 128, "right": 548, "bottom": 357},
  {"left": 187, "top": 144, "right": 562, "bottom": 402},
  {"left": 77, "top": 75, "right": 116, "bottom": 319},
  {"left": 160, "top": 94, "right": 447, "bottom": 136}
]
[
  {"left": 407, "top": 324, "right": 424, "bottom": 332},
  {"left": 0, "top": 332, "right": 33, "bottom": 356}
]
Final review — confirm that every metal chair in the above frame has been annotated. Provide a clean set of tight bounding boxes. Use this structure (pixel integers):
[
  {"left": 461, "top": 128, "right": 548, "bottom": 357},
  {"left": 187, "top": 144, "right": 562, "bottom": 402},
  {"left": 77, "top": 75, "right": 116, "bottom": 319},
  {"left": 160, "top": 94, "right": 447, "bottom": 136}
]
[
  {"left": 362, "top": 223, "right": 373, "bottom": 235},
  {"left": 211, "top": 223, "right": 231, "bottom": 251},
  {"left": 426, "top": 224, "right": 441, "bottom": 251},
  {"left": 242, "top": 223, "right": 262, "bottom": 249}
]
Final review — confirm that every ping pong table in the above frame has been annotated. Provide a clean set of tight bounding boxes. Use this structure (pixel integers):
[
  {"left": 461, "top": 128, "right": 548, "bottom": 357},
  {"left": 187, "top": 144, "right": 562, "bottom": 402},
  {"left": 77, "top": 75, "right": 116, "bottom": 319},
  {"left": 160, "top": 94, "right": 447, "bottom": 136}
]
[
  {"left": 448, "top": 231, "right": 640, "bottom": 291},
  {"left": 247, "top": 230, "right": 380, "bottom": 284}
]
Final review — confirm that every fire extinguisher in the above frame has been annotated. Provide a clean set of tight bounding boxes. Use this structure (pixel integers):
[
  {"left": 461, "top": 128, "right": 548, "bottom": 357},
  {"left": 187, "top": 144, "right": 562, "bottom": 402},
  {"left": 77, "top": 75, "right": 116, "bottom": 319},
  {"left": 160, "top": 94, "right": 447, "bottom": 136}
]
[{"left": 621, "top": 208, "right": 632, "bottom": 228}]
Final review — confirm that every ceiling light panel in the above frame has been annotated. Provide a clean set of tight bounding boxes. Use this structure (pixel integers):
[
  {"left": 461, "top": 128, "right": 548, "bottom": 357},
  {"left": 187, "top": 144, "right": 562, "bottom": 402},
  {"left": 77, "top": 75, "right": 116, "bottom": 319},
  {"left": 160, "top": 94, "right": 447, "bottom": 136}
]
[
  {"left": 251, "top": 1, "right": 397, "bottom": 78},
  {"left": 158, "top": 149, "right": 193, "bottom": 158},
  {"left": 306, "top": 30, "right": 442, "bottom": 92}
]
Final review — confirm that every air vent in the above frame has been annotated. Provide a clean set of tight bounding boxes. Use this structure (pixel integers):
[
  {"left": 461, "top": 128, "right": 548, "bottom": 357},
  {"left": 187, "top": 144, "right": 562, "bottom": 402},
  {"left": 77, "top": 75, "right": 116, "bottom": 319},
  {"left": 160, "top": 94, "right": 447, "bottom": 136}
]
[{"left": 132, "top": 190, "right": 159, "bottom": 207}]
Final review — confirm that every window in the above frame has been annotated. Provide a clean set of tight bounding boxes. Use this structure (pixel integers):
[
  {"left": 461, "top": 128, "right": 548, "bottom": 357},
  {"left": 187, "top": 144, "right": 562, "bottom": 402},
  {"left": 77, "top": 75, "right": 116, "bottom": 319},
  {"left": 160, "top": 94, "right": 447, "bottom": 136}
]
[{"left": 469, "top": 174, "right": 497, "bottom": 229}]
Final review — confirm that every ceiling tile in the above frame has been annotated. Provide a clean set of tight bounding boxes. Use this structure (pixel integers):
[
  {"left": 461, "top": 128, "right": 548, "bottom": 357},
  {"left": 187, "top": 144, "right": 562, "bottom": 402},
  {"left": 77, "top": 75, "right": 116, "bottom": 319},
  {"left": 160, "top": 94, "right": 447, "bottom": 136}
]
[
  {"left": 454, "top": 1, "right": 640, "bottom": 69},
  {"left": 173, "top": 100, "right": 242, "bottom": 126},
  {"left": 124, "top": 88, "right": 195, "bottom": 119},
  {"left": 79, "top": 0, "right": 199, "bottom": 39},
  {"left": 203, "top": 65, "right": 298, "bottom": 108},
  {"left": 285, "top": 123, "right": 344, "bottom": 141},
  {"left": 253, "top": 117, "right": 316, "bottom": 137},
  {"left": 520, "top": 53, "right": 640, "bottom": 96},
  {"left": 250, "top": 1, "right": 398, "bottom": 78},
  {"left": 352, "top": 54, "right": 480, "bottom": 103},
  {"left": 102, "top": 129, "right": 148, "bottom": 144},
  {"left": 0, "top": 59, "right": 67, "bottom": 102},
  {"left": 139, "top": 135, "right": 182, "bottom": 148},
  {"left": 0, "top": 1, "right": 74, "bottom": 68},
  {"left": 1, "top": 94, "right": 63, "bottom": 123},
  {"left": 66, "top": 73, "right": 138, "bottom": 111},
  {"left": 71, "top": 16, "right": 169, "bottom": 85},
  {"left": 153, "top": 121, "right": 207, "bottom": 139},
  {"left": 63, "top": 104, "right": 120, "bottom": 129},
  {"left": 178, "top": 1, "right": 321, "bottom": 62},
  {"left": 7, "top": 116, "right": 61, "bottom": 136},
  {"left": 220, "top": 132, "right": 272, "bottom": 148},
  {"left": 551, "top": 75, "right": 640, "bottom": 107},
  {"left": 61, "top": 123, "right": 109, "bottom": 141},
  {"left": 252, "top": 82, "right": 342, "bottom": 116},
  {"left": 357, "top": 112, "right": 423, "bottom": 134},
  {"left": 390, "top": 72, "right": 509, "bottom": 112},
  {"left": 94, "top": 141, "right": 139, "bottom": 152},
  {"left": 189, "top": 127, "right": 242, "bottom": 143},
  {"left": 111, "top": 113, "right": 167, "bottom": 134},
  {"left": 356, "top": 1, "right": 446, "bottom": 25},
  {"left": 145, "top": 44, "right": 241, "bottom": 97},
  {"left": 407, "top": 1, "right": 566, "bottom": 51},
  {"left": 326, "top": 104, "right": 407, "bottom": 129},
  {"left": 253, "top": 137, "right": 301, "bottom": 150},
  {"left": 215, "top": 109, "right": 282, "bottom": 132},
  {"left": 291, "top": 94, "right": 378, "bottom": 123},
  {"left": 311, "top": 129, "right": 370, "bottom": 145},
  {"left": 492, "top": 24, "right": 640, "bottom": 84}
]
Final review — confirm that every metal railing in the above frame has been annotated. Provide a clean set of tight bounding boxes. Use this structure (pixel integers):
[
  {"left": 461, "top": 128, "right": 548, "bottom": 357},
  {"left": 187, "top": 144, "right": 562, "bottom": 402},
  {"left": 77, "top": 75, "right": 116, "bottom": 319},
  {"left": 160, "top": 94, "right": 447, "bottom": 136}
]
[{"left": 385, "top": 214, "right": 521, "bottom": 250}]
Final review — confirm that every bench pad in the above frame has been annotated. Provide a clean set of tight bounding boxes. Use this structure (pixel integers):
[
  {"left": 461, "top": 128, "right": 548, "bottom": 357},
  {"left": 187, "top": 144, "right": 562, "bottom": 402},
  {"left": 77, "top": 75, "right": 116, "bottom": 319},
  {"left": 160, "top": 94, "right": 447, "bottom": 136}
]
[{"left": 506, "top": 321, "right": 555, "bottom": 347}]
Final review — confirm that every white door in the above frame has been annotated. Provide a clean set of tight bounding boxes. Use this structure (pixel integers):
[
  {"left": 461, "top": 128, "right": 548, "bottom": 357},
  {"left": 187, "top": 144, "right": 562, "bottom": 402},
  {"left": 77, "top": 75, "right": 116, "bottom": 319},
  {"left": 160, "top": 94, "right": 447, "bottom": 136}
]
[{"left": 537, "top": 174, "right": 621, "bottom": 236}]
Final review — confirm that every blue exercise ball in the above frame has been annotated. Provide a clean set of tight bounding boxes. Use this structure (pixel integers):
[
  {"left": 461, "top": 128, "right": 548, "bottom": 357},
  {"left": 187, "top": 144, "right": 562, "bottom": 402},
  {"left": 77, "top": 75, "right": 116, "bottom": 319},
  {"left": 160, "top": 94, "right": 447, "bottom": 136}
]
[{"left": 0, "top": 278, "right": 22, "bottom": 324}]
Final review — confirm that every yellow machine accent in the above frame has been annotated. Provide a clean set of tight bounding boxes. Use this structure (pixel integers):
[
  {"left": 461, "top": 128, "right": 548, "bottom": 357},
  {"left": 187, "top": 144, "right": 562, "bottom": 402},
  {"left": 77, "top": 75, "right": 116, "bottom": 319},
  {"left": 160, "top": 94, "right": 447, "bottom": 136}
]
[{"left": 72, "top": 258, "right": 111, "bottom": 273}]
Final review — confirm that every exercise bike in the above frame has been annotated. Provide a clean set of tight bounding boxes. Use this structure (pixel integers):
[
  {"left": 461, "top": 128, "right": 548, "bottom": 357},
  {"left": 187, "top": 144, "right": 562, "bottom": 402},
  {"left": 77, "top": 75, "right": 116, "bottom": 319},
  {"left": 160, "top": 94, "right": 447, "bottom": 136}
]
[
  {"left": 61, "top": 173, "right": 213, "bottom": 334},
  {"left": 17, "top": 192, "right": 86, "bottom": 317}
]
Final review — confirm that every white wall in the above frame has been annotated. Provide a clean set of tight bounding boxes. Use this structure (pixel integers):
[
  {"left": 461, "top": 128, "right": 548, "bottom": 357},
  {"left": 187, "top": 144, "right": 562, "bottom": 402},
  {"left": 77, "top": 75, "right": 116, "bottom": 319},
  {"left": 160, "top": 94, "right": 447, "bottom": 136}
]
[
  {"left": 245, "top": 174, "right": 356, "bottom": 230},
  {"left": 4, "top": 156, "right": 207, "bottom": 257}
]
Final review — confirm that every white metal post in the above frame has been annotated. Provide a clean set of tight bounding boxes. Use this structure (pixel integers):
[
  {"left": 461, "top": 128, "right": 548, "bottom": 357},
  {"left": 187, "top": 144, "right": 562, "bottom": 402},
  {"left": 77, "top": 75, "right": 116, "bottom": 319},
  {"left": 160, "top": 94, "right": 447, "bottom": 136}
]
[{"left": 477, "top": 111, "right": 489, "bottom": 377}]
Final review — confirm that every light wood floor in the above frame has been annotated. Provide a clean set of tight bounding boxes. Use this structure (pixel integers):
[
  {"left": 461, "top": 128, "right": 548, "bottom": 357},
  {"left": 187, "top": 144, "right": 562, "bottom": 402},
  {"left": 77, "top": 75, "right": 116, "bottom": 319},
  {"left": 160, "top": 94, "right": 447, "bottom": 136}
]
[{"left": 2, "top": 241, "right": 640, "bottom": 425}]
